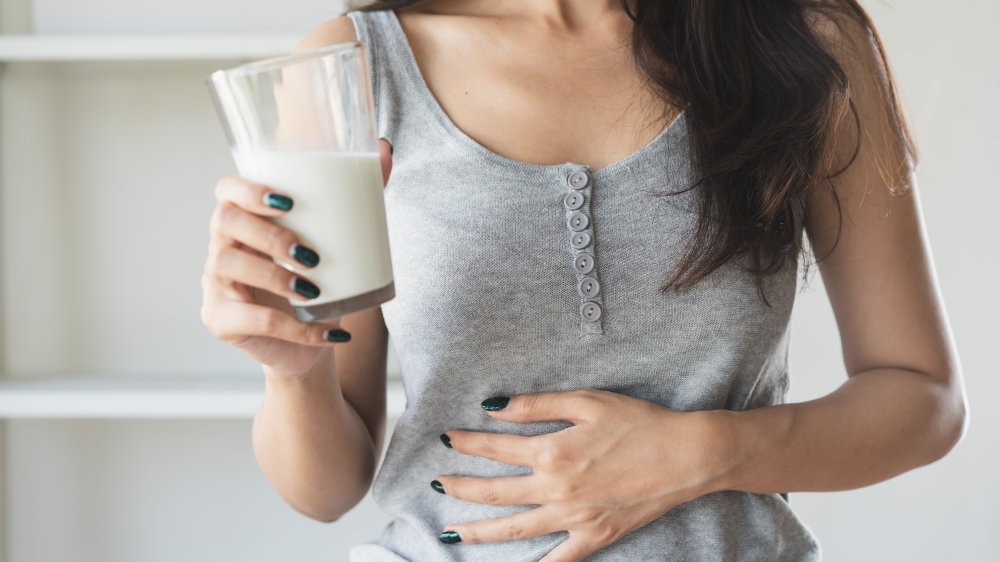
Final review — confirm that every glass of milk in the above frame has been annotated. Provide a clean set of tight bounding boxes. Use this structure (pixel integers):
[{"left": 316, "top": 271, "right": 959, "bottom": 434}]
[{"left": 205, "top": 42, "right": 394, "bottom": 323}]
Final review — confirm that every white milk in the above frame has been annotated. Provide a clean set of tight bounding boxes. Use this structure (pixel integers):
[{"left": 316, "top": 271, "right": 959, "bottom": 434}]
[{"left": 235, "top": 149, "right": 393, "bottom": 310}]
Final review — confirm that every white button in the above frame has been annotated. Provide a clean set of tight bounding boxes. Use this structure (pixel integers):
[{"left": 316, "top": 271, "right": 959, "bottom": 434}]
[
  {"left": 563, "top": 191, "right": 584, "bottom": 210},
  {"left": 570, "top": 231, "right": 591, "bottom": 249},
  {"left": 578, "top": 276, "right": 600, "bottom": 298},
  {"left": 567, "top": 171, "right": 589, "bottom": 189},
  {"left": 573, "top": 252, "right": 595, "bottom": 274},
  {"left": 567, "top": 211, "right": 589, "bottom": 231},
  {"left": 580, "top": 301, "right": 602, "bottom": 322}
]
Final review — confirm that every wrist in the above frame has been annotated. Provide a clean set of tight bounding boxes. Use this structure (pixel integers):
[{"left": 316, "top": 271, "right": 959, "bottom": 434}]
[
  {"left": 697, "top": 408, "right": 745, "bottom": 495},
  {"left": 259, "top": 362, "right": 346, "bottom": 423},
  {"left": 705, "top": 404, "right": 797, "bottom": 495},
  {"left": 261, "top": 349, "right": 337, "bottom": 385},
  {"left": 262, "top": 361, "right": 340, "bottom": 400}
]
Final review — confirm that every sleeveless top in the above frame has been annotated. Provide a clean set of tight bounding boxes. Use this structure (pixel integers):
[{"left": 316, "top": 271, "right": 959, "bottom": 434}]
[{"left": 345, "top": 8, "right": 821, "bottom": 562}]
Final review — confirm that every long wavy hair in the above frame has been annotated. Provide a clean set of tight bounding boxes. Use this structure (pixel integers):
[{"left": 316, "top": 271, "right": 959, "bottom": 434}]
[{"left": 345, "top": 0, "right": 918, "bottom": 301}]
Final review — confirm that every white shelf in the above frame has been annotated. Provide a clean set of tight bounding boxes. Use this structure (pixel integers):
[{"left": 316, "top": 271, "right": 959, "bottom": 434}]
[
  {"left": 0, "top": 374, "right": 406, "bottom": 419},
  {"left": 0, "top": 33, "right": 303, "bottom": 61}
]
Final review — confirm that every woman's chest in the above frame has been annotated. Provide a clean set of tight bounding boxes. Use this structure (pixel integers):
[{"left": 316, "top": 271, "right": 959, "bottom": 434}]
[
  {"left": 377, "top": 146, "right": 795, "bottom": 354},
  {"left": 396, "top": 11, "right": 680, "bottom": 173}
]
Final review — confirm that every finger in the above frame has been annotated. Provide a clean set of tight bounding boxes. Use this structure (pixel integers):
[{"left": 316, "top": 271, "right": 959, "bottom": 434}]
[
  {"left": 204, "top": 237, "right": 272, "bottom": 301},
  {"left": 204, "top": 300, "right": 345, "bottom": 347},
  {"left": 441, "top": 429, "right": 541, "bottom": 467},
  {"left": 204, "top": 242, "right": 321, "bottom": 303},
  {"left": 209, "top": 201, "right": 320, "bottom": 270},
  {"left": 378, "top": 137, "right": 393, "bottom": 184},
  {"left": 538, "top": 532, "right": 594, "bottom": 562},
  {"left": 439, "top": 505, "right": 562, "bottom": 545},
  {"left": 484, "top": 389, "right": 602, "bottom": 424},
  {"left": 202, "top": 269, "right": 252, "bottom": 303},
  {"left": 208, "top": 229, "right": 268, "bottom": 262},
  {"left": 214, "top": 175, "right": 295, "bottom": 217},
  {"left": 433, "top": 474, "right": 539, "bottom": 507}
]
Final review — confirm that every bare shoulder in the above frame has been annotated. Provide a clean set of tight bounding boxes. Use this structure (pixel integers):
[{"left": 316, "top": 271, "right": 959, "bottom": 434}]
[
  {"left": 290, "top": 6, "right": 456, "bottom": 55},
  {"left": 293, "top": 14, "right": 359, "bottom": 53},
  {"left": 803, "top": 2, "right": 874, "bottom": 50},
  {"left": 801, "top": 2, "right": 920, "bottom": 262},
  {"left": 291, "top": 0, "right": 466, "bottom": 53}
]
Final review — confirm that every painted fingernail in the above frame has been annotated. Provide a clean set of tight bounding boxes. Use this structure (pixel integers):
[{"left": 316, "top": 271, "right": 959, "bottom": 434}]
[
  {"left": 264, "top": 192, "right": 293, "bottom": 211},
  {"left": 290, "top": 244, "right": 319, "bottom": 268},
  {"left": 430, "top": 480, "right": 445, "bottom": 494},
  {"left": 324, "top": 329, "right": 351, "bottom": 342},
  {"left": 481, "top": 396, "right": 510, "bottom": 411},
  {"left": 291, "top": 277, "right": 320, "bottom": 299},
  {"left": 439, "top": 433, "right": 452, "bottom": 448},
  {"left": 439, "top": 530, "right": 461, "bottom": 544}
]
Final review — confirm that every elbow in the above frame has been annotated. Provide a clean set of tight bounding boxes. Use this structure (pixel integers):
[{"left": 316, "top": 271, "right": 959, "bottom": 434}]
[
  {"left": 292, "top": 463, "right": 378, "bottom": 525},
  {"left": 309, "top": 509, "right": 346, "bottom": 525},
  {"left": 940, "top": 391, "right": 969, "bottom": 459},
  {"left": 292, "top": 502, "right": 344, "bottom": 524},
  {"left": 925, "top": 371, "right": 970, "bottom": 465},
  {"left": 281, "top": 473, "right": 374, "bottom": 525}
]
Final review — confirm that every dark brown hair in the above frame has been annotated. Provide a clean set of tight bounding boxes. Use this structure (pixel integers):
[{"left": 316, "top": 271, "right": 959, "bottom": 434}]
[{"left": 346, "top": 0, "right": 918, "bottom": 301}]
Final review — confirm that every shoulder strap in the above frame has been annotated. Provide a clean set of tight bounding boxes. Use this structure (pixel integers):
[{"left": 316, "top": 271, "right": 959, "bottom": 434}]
[
  {"left": 347, "top": 9, "right": 391, "bottom": 143},
  {"left": 347, "top": 9, "right": 427, "bottom": 147}
]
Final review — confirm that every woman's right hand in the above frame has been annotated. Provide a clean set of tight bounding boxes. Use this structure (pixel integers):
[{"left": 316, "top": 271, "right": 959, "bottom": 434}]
[{"left": 201, "top": 138, "right": 393, "bottom": 377}]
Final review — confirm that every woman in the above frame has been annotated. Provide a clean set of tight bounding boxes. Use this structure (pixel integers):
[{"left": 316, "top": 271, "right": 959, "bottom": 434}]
[{"left": 200, "top": 0, "right": 968, "bottom": 560}]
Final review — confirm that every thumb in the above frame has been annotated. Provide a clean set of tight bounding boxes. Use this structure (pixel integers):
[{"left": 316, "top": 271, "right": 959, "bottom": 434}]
[{"left": 378, "top": 137, "right": 393, "bottom": 185}]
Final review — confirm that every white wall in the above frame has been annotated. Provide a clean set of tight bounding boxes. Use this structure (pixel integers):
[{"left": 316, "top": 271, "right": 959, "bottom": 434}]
[
  {"left": 1, "top": 0, "right": 995, "bottom": 561},
  {"left": 0, "top": 0, "right": 399, "bottom": 559}
]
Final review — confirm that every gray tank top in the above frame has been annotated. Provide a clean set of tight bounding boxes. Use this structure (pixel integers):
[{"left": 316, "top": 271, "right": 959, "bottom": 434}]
[{"left": 346, "top": 8, "right": 820, "bottom": 561}]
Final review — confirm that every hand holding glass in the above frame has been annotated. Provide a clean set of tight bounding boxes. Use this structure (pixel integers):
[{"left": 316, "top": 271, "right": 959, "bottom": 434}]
[{"left": 205, "top": 42, "right": 394, "bottom": 323}]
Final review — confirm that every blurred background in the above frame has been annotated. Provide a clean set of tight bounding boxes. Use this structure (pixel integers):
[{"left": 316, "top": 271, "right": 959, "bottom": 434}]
[{"left": 0, "top": 0, "right": 995, "bottom": 560}]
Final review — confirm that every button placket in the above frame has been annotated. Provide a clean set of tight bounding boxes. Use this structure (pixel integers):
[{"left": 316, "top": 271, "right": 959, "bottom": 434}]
[{"left": 562, "top": 167, "right": 604, "bottom": 335}]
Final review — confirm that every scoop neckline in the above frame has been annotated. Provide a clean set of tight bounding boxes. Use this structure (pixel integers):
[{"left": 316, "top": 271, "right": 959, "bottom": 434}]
[{"left": 384, "top": 8, "right": 687, "bottom": 181}]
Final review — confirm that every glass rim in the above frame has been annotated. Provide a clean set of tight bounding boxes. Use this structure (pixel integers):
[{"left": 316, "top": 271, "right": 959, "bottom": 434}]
[{"left": 206, "top": 40, "right": 364, "bottom": 82}]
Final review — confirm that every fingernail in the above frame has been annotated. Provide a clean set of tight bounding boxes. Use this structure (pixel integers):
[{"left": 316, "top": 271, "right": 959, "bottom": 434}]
[
  {"left": 324, "top": 329, "right": 351, "bottom": 342},
  {"left": 291, "top": 277, "right": 320, "bottom": 299},
  {"left": 290, "top": 244, "right": 319, "bottom": 267},
  {"left": 439, "top": 530, "right": 461, "bottom": 544},
  {"left": 481, "top": 396, "right": 509, "bottom": 411},
  {"left": 439, "top": 433, "right": 452, "bottom": 448},
  {"left": 430, "top": 480, "right": 445, "bottom": 494},
  {"left": 264, "top": 192, "right": 293, "bottom": 211}
]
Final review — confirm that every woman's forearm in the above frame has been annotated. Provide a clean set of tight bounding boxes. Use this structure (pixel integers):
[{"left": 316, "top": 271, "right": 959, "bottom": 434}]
[
  {"left": 251, "top": 349, "right": 377, "bottom": 523},
  {"left": 712, "top": 367, "right": 967, "bottom": 495}
]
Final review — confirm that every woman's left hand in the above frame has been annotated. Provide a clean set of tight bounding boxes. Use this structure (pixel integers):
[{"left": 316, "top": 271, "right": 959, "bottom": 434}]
[{"left": 433, "top": 388, "right": 738, "bottom": 561}]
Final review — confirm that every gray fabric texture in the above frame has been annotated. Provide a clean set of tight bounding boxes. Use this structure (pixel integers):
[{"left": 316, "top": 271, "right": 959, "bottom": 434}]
[{"left": 345, "top": 8, "right": 821, "bottom": 561}]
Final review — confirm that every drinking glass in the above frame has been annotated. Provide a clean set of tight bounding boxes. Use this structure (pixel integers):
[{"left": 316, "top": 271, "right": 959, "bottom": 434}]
[{"left": 205, "top": 42, "right": 394, "bottom": 323}]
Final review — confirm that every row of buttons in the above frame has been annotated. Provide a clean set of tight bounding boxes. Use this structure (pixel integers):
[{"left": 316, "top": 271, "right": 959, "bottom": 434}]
[{"left": 564, "top": 170, "right": 603, "bottom": 325}]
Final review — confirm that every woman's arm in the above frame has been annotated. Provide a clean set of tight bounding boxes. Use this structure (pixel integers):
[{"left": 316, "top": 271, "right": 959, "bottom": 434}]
[
  {"left": 711, "top": 11, "right": 968, "bottom": 496},
  {"left": 252, "top": 303, "right": 389, "bottom": 523},
  {"left": 250, "top": 16, "right": 392, "bottom": 523}
]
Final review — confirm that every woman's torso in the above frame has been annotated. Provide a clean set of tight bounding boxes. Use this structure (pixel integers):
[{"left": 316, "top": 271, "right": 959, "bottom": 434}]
[{"left": 346, "top": 6, "right": 821, "bottom": 561}]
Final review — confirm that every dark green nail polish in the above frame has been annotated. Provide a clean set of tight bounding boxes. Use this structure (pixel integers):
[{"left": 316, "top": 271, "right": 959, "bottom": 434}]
[
  {"left": 264, "top": 193, "right": 293, "bottom": 211},
  {"left": 291, "top": 244, "right": 319, "bottom": 267},
  {"left": 439, "top": 530, "right": 461, "bottom": 544},
  {"left": 324, "top": 329, "right": 351, "bottom": 342},
  {"left": 439, "top": 433, "right": 452, "bottom": 448},
  {"left": 291, "top": 277, "right": 320, "bottom": 299},
  {"left": 430, "top": 480, "right": 445, "bottom": 494},
  {"left": 481, "top": 396, "right": 510, "bottom": 411}
]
